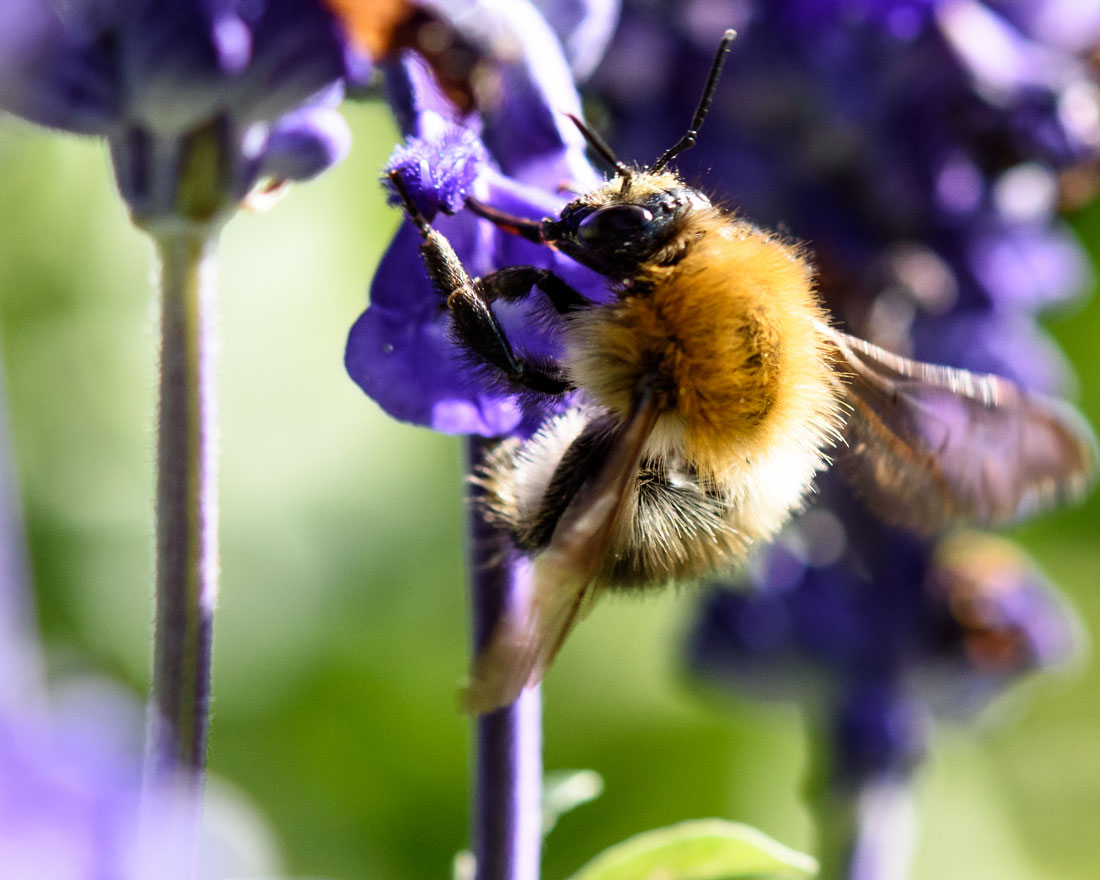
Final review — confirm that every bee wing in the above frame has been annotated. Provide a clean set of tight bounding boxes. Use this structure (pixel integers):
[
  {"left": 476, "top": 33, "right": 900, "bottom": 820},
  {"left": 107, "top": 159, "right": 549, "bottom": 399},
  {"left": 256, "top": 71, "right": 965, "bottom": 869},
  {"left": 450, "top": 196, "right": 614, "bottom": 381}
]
[
  {"left": 823, "top": 325, "right": 1097, "bottom": 533},
  {"left": 464, "top": 390, "right": 662, "bottom": 714}
]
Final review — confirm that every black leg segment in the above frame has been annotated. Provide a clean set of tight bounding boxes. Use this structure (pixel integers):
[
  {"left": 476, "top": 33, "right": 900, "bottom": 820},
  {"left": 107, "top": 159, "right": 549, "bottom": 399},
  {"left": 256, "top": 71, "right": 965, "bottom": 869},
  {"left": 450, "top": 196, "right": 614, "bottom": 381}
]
[
  {"left": 388, "top": 171, "right": 573, "bottom": 396},
  {"left": 478, "top": 266, "right": 593, "bottom": 314}
]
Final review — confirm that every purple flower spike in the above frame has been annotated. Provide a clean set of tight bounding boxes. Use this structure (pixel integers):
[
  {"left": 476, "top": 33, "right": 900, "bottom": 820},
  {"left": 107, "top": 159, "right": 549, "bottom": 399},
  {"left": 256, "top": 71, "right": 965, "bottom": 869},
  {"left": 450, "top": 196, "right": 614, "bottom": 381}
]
[
  {"left": 689, "top": 496, "right": 1081, "bottom": 771},
  {"left": 0, "top": 0, "right": 369, "bottom": 222},
  {"left": 347, "top": 165, "right": 596, "bottom": 436}
]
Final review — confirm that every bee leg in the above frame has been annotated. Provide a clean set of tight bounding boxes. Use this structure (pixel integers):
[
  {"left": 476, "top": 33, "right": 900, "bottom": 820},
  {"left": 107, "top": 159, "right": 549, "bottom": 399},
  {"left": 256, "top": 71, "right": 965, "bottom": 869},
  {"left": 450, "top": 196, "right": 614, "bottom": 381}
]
[
  {"left": 478, "top": 266, "right": 593, "bottom": 314},
  {"left": 388, "top": 171, "right": 573, "bottom": 396},
  {"left": 447, "top": 281, "right": 573, "bottom": 394}
]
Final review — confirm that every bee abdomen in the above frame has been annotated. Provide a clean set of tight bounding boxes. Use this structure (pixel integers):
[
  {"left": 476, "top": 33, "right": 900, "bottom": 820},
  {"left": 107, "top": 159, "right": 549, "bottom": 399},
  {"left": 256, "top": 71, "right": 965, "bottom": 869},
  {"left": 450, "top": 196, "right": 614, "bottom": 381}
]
[
  {"left": 479, "top": 408, "right": 750, "bottom": 588},
  {"left": 603, "top": 465, "right": 749, "bottom": 588}
]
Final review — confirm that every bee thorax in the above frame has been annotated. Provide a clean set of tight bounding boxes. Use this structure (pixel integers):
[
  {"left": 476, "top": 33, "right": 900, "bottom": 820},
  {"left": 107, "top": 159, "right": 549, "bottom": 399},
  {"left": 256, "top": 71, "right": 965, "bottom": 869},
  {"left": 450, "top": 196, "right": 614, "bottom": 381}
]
[{"left": 565, "top": 227, "right": 831, "bottom": 474}]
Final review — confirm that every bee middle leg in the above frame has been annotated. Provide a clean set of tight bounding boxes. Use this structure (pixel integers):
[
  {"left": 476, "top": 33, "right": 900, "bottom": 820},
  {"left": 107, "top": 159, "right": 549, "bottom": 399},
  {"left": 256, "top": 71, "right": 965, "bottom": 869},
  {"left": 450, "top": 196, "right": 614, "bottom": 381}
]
[
  {"left": 388, "top": 171, "right": 574, "bottom": 396},
  {"left": 478, "top": 266, "right": 593, "bottom": 314}
]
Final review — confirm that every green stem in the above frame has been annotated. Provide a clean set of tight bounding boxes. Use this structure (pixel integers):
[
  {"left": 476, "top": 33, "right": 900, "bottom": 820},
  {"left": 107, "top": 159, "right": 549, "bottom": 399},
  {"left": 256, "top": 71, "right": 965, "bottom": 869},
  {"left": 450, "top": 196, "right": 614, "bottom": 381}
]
[{"left": 145, "top": 223, "right": 219, "bottom": 803}]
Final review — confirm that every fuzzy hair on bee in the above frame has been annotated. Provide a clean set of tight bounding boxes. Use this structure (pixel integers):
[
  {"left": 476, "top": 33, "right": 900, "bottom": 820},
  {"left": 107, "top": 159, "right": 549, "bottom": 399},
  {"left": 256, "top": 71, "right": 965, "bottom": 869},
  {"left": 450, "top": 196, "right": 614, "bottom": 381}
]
[
  {"left": 385, "top": 30, "right": 1097, "bottom": 713},
  {"left": 477, "top": 173, "right": 844, "bottom": 584}
]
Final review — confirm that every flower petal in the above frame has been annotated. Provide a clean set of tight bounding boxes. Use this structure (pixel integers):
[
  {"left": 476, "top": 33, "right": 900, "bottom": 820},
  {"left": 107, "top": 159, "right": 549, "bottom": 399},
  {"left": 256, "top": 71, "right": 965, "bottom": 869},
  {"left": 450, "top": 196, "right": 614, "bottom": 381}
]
[
  {"left": 533, "top": 0, "right": 622, "bottom": 80},
  {"left": 261, "top": 103, "right": 352, "bottom": 181},
  {"left": 0, "top": 0, "right": 119, "bottom": 134}
]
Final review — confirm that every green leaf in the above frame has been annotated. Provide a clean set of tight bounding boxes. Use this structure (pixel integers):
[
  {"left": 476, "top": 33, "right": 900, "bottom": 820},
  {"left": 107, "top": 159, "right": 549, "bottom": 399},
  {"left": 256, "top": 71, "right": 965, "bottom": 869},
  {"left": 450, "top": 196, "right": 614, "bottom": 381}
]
[
  {"left": 567, "top": 819, "right": 818, "bottom": 880},
  {"left": 543, "top": 770, "right": 605, "bottom": 836}
]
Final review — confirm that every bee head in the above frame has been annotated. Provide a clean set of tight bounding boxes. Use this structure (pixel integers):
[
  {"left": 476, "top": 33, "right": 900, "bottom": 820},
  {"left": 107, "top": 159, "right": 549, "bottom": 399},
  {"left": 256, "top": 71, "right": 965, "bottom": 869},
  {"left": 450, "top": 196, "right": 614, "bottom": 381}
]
[
  {"left": 465, "top": 30, "right": 735, "bottom": 278},
  {"left": 538, "top": 30, "right": 735, "bottom": 277},
  {"left": 541, "top": 177, "right": 707, "bottom": 278}
]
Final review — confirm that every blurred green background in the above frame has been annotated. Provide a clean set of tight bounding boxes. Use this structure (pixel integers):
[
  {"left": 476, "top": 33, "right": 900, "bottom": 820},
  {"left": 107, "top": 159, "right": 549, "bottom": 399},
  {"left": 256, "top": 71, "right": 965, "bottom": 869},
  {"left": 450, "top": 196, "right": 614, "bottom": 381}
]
[{"left": 0, "top": 96, "right": 1098, "bottom": 880}]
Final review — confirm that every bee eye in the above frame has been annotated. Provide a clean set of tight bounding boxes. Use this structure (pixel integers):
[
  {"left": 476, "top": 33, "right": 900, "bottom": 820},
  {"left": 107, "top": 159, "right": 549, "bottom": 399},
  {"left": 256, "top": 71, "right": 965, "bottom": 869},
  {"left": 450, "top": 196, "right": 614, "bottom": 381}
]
[{"left": 577, "top": 205, "right": 654, "bottom": 242}]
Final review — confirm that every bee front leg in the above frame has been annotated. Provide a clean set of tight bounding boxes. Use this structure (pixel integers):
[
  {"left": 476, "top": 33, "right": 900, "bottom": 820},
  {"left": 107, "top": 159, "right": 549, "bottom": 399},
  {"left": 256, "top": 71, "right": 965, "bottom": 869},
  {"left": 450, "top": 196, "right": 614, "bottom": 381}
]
[{"left": 388, "top": 172, "right": 573, "bottom": 396}]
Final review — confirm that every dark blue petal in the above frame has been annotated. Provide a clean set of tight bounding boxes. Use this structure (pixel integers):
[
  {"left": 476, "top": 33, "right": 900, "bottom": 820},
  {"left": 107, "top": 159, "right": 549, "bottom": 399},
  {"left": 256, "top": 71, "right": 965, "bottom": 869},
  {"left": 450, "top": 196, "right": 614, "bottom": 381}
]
[
  {"left": 0, "top": 0, "right": 119, "bottom": 133},
  {"left": 346, "top": 202, "right": 569, "bottom": 436},
  {"left": 479, "top": 1, "right": 600, "bottom": 190},
  {"left": 533, "top": 0, "right": 622, "bottom": 80},
  {"left": 261, "top": 102, "right": 351, "bottom": 181},
  {"left": 345, "top": 284, "right": 528, "bottom": 437}
]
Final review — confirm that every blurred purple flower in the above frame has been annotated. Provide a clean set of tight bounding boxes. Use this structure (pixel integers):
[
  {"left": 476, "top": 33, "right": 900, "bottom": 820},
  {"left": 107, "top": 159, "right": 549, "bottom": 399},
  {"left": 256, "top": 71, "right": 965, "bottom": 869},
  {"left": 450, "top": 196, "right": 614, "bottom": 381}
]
[
  {"left": 596, "top": 3, "right": 1095, "bottom": 370},
  {"left": 690, "top": 492, "right": 1080, "bottom": 783},
  {"left": 0, "top": 361, "right": 185, "bottom": 880},
  {"left": 345, "top": 0, "right": 608, "bottom": 436},
  {"left": 0, "top": 0, "right": 369, "bottom": 223},
  {"left": 534, "top": 0, "right": 622, "bottom": 79},
  {"left": 580, "top": 0, "right": 1096, "bottom": 790},
  {"left": 594, "top": 1, "right": 1098, "bottom": 370},
  {"left": 0, "top": 707, "right": 187, "bottom": 880}
]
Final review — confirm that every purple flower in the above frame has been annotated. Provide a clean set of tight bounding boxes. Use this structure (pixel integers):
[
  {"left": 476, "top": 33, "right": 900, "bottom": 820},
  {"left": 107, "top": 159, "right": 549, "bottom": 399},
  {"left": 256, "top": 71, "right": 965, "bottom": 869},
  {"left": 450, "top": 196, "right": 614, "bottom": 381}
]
[
  {"left": 690, "top": 490, "right": 1080, "bottom": 783},
  {"left": 346, "top": 0, "right": 608, "bottom": 436},
  {"left": 0, "top": 0, "right": 369, "bottom": 223},
  {"left": 579, "top": 0, "right": 1096, "bottom": 793},
  {"left": 591, "top": 1, "right": 1098, "bottom": 380},
  {"left": 0, "top": 367, "right": 188, "bottom": 880},
  {"left": 0, "top": 708, "right": 183, "bottom": 880},
  {"left": 534, "top": 0, "right": 622, "bottom": 79}
]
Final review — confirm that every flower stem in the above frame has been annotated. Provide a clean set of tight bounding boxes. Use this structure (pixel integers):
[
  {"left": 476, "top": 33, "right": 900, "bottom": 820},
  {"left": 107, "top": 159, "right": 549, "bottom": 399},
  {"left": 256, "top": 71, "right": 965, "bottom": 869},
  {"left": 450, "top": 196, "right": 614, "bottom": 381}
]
[
  {"left": 466, "top": 437, "right": 543, "bottom": 880},
  {"left": 0, "top": 351, "right": 44, "bottom": 715},
  {"left": 805, "top": 736, "right": 917, "bottom": 880},
  {"left": 145, "top": 223, "right": 219, "bottom": 802}
]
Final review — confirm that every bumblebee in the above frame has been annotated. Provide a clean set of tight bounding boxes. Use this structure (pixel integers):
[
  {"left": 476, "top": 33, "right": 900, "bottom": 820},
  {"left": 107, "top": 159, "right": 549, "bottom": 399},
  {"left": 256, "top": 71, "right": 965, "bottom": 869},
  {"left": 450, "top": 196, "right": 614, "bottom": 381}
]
[{"left": 386, "top": 31, "right": 1096, "bottom": 712}]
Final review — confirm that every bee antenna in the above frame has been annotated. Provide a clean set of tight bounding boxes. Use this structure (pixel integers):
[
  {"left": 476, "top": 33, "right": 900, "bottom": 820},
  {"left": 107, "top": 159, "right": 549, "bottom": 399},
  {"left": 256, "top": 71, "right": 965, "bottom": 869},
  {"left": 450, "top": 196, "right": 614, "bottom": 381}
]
[
  {"left": 566, "top": 113, "right": 633, "bottom": 186},
  {"left": 649, "top": 29, "right": 736, "bottom": 173}
]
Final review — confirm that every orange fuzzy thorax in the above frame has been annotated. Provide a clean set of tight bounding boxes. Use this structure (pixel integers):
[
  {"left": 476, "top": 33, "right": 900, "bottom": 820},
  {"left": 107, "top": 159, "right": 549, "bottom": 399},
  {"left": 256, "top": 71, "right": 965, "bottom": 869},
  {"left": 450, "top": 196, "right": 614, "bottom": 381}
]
[{"left": 564, "top": 209, "right": 842, "bottom": 490}]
